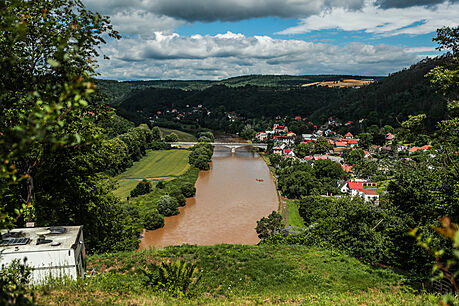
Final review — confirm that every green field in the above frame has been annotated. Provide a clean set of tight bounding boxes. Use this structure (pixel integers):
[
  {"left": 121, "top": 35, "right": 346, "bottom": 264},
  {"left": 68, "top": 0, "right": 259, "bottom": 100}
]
[
  {"left": 36, "top": 244, "right": 436, "bottom": 305},
  {"left": 159, "top": 127, "right": 197, "bottom": 142},
  {"left": 114, "top": 150, "right": 191, "bottom": 198},
  {"left": 286, "top": 199, "right": 305, "bottom": 227}
]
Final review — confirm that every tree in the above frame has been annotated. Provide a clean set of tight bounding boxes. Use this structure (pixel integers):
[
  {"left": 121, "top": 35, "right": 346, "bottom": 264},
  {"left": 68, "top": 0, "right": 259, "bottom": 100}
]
[
  {"left": 164, "top": 132, "right": 179, "bottom": 142},
  {"left": 198, "top": 136, "right": 212, "bottom": 143},
  {"left": 255, "top": 211, "right": 286, "bottom": 240},
  {"left": 358, "top": 133, "right": 373, "bottom": 149},
  {"left": 152, "top": 126, "right": 162, "bottom": 141},
  {"left": 130, "top": 179, "right": 152, "bottom": 198},
  {"left": 294, "top": 142, "right": 314, "bottom": 158},
  {"left": 268, "top": 154, "right": 282, "bottom": 168},
  {"left": 181, "top": 183, "right": 196, "bottom": 198},
  {"left": 156, "top": 195, "right": 179, "bottom": 216},
  {"left": 143, "top": 209, "right": 164, "bottom": 230},
  {"left": 314, "top": 136, "right": 332, "bottom": 154},
  {"left": 169, "top": 189, "right": 186, "bottom": 206},
  {"left": 342, "top": 149, "right": 365, "bottom": 165},
  {"left": 240, "top": 125, "right": 256, "bottom": 140}
]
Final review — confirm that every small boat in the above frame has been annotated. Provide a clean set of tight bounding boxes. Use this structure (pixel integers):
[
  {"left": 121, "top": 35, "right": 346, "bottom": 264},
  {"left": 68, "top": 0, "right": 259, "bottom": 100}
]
[{"left": 256, "top": 178, "right": 264, "bottom": 182}]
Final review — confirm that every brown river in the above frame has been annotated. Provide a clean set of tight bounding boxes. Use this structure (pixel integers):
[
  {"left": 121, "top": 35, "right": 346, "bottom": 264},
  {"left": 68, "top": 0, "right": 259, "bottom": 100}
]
[{"left": 140, "top": 147, "right": 279, "bottom": 249}]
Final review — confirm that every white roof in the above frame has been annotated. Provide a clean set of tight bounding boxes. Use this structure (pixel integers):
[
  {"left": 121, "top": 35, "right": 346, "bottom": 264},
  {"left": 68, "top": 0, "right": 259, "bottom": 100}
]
[{"left": 0, "top": 226, "right": 82, "bottom": 254}]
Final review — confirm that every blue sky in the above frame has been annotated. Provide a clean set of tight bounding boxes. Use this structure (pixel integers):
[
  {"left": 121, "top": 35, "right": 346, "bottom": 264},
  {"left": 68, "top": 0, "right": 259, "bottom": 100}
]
[{"left": 83, "top": 0, "right": 458, "bottom": 80}]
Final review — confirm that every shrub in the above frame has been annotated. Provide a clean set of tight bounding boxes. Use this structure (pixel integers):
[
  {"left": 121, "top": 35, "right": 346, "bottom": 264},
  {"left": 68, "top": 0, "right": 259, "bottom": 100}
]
[
  {"left": 180, "top": 183, "right": 196, "bottom": 198},
  {"left": 130, "top": 179, "right": 152, "bottom": 198},
  {"left": 164, "top": 133, "right": 179, "bottom": 142},
  {"left": 169, "top": 189, "right": 186, "bottom": 206},
  {"left": 156, "top": 180, "right": 165, "bottom": 189},
  {"left": 156, "top": 195, "right": 179, "bottom": 216},
  {"left": 140, "top": 260, "right": 201, "bottom": 297},
  {"left": 143, "top": 210, "right": 164, "bottom": 230},
  {"left": 256, "top": 211, "right": 287, "bottom": 240},
  {"left": 0, "top": 259, "right": 34, "bottom": 305}
]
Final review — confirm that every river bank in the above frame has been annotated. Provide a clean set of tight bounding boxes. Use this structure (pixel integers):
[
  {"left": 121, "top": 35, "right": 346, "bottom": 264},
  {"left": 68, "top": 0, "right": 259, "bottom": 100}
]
[{"left": 141, "top": 148, "right": 278, "bottom": 248}]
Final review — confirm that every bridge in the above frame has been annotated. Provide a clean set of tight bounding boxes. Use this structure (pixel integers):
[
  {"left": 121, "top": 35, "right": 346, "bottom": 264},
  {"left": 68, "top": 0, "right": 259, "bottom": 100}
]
[{"left": 170, "top": 142, "right": 268, "bottom": 153}]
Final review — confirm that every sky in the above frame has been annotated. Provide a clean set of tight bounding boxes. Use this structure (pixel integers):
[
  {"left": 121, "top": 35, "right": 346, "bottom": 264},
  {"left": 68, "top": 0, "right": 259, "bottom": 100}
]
[{"left": 82, "top": 0, "right": 459, "bottom": 80}]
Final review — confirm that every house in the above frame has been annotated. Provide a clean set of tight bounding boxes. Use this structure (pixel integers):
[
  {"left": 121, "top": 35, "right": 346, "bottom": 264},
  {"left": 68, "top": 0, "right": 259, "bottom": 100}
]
[
  {"left": 347, "top": 139, "right": 359, "bottom": 147},
  {"left": 295, "top": 116, "right": 302, "bottom": 120},
  {"left": 359, "top": 189, "right": 380, "bottom": 204},
  {"left": 409, "top": 145, "right": 432, "bottom": 154},
  {"left": 342, "top": 165, "right": 353, "bottom": 174},
  {"left": 256, "top": 132, "right": 268, "bottom": 142},
  {"left": 302, "top": 134, "right": 316, "bottom": 142},
  {"left": 273, "top": 146, "right": 283, "bottom": 155},
  {"left": 0, "top": 226, "right": 85, "bottom": 283},
  {"left": 273, "top": 124, "right": 289, "bottom": 134},
  {"left": 345, "top": 132, "right": 353, "bottom": 139},
  {"left": 348, "top": 182, "right": 363, "bottom": 196}
]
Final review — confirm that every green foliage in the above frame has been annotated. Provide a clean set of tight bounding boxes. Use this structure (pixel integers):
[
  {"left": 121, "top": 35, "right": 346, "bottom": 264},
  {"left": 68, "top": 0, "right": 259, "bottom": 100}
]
[
  {"left": 130, "top": 179, "right": 152, "bottom": 198},
  {"left": 140, "top": 260, "right": 201, "bottom": 297},
  {"left": 180, "top": 183, "right": 196, "bottom": 198},
  {"left": 188, "top": 142, "right": 213, "bottom": 170},
  {"left": 240, "top": 125, "right": 256, "bottom": 140},
  {"left": 342, "top": 149, "right": 365, "bottom": 165},
  {"left": 156, "top": 180, "right": 165, "bottom": 189},
  {"left": 294, "top": 142, "right": 314, "bottom": 158},
  {"left": 197, "top": 136, "right": 212, "bottom": 143},
  {"left": 399, "top": 114, "right": 429, "bottom": 144},
  {"left": 256, "top": 211, "right": 287, "bottom": 240},
  {"left": 0, "top": 259, "right": 33, "bottom": 305},
  {"left": 197, "top": 131, "right": 215, "bottom": 142},
  {"left": 156, "top": 195, "right": 179, "bottom": 216},
  {"left": 169, "top": 189, "right": 186, "bottom": 206},
  {"left": 164, "top": 132, "right": 179, "bottom": 142},
  {"left": 314, "top": 136, "right": 332, "bottom": 154},
  {"left": 268, "top": 153, "right": 282, "bottom": 168},
  {"left": 142, "top": 209, "right": 164, "bottom": 230}
]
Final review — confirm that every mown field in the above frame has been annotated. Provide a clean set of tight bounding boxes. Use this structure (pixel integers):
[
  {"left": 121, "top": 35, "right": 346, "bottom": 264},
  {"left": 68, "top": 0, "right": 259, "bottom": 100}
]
[
  {"left": 36, "top": 244, "right": 437, "bottom": 305},
  {"left": 159, "top": 127, "right": 197, "bottom": 142},
  {"left": 114, "top": 150, "right": 191, "bottom": 198}
]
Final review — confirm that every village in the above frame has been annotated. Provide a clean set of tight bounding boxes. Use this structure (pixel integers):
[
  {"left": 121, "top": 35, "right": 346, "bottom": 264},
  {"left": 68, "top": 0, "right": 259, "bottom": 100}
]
[{"left": 255, "top": 118, "right": 432, "bottom": 205}]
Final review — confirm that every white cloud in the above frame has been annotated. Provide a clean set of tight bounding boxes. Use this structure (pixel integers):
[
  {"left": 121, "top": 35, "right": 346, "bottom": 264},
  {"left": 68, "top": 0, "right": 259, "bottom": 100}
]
[
  {"left": 277, "top": 0, "right": 459, "bottom": 36},
  {"left": 97, "top": 32, "right": 421, "bottom": 80}
]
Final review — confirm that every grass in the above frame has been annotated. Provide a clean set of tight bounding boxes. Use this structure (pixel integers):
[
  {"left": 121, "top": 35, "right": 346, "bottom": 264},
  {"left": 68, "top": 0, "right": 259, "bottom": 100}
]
[
  {"left": 114, "top": 150, "right": 191, "bottom": 198},
  {"left": 159, "top": 127, "right": 197, "bottom": 142},
  {"left": 35, "top": 244, "right": 437, "bottom": 305},
  {"left": 286, "top": 199, "right": 305, "bottom": 227}
]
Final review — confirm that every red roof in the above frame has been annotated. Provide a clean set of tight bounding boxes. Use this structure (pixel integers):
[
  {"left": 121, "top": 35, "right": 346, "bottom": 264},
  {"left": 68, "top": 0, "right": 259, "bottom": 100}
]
[
  {"left": 386, "top": 133, "right": 395, "bottom": 140},
  {"left": 345, "top": 132, "right": 353, "bottom": 137},
  {"left": 315, "top": 156, "right": 327, "bottom": 160},
  {"left": 295, "top": 116, "right": 302, "bottom": 120},
  {"left": 342, "top": 165, "right": 353, "bottom": 173},
  {"left": 348, "top": 140, "right": 358, "bottom": 144},
  {"left": 335, "top": 142, "right": 347, "bottom": 147},
  {"left": 409, "top": 145, "right": 431, "bottom": 153},
  {"left": 348, "top": 182, "right": 363, "bottom": 190},
  {"left": 361, "top": 189, "right": 378, "bottom": 195},
  {"left": 284, "top": 149, "right": 292, "bottom": 154}
]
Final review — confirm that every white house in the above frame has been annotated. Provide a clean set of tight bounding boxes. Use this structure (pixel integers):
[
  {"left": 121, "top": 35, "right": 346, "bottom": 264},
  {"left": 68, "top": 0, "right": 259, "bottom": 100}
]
[
  {"left": 359, "top": 189, "right": 380, "bottom": 204},
  {"left": 0, "top": 226, "right": 85, "bottom": 283}
]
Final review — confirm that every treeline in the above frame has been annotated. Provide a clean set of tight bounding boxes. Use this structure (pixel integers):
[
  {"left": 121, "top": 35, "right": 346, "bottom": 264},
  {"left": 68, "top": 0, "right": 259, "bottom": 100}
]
[
  {"left": 310, "top": 55, "right": 455, "bottom": 132},
  {"left": 188, "top": 136, "right": 214, "bottom": 170}
]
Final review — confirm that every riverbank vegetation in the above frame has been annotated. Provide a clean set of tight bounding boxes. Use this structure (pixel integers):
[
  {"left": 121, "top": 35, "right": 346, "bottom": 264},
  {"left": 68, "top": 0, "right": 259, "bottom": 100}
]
[{"left": 35, "top": 244, "right": 436, "bottom": 305}]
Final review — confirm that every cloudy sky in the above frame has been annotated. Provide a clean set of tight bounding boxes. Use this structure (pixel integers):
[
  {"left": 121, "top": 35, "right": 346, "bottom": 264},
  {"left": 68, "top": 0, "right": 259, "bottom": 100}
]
[{"left": 83, "top": 0, "right": 458, "bottom": 80}]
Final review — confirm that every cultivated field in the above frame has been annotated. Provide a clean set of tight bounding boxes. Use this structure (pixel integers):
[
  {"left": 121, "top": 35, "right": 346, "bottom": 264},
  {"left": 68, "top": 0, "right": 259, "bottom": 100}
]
[
  {"left": 114, "top": 149, "right": 191, "bottom": 198},
  {"left": 302, "top": 78, "right": 374, "bottom": 88}
]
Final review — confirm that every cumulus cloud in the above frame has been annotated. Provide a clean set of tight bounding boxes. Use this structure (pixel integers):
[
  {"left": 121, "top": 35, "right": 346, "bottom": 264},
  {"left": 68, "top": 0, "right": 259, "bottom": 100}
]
[
  {"left": 277, "top": 0, "right": 459, "bottom": 36},
  {"left": 83, "top": 0, "right": 365, "bottom": 22},
  {"left": 96, "top": 32, "right": 420, "bottom": 80}
]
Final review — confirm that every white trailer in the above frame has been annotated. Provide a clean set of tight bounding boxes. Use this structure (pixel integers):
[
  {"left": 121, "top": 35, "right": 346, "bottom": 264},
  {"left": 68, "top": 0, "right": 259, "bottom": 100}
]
[{"left": 0, "top": 225, "right": 85, "bottom": 283}]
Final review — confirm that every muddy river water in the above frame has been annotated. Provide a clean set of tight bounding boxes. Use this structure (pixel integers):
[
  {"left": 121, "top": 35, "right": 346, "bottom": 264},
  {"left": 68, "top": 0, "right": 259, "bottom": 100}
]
[{"left": 140, "top": 147, "right": 279, "bottom": 249}]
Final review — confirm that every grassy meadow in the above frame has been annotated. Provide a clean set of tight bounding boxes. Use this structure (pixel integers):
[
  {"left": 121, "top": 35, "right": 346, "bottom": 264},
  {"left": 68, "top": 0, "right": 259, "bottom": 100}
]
[
  {"left": 35, "top": 244, "right": 437, "bottom": 305},
  {"left": 286, "top": 199, "right": 305, "bottom": 227},
  {"left": 114, "top": 150, "right": 191, "bottom": 198},
  {"left": 159, "top": 127, "right": 197, "bottom": 142}
]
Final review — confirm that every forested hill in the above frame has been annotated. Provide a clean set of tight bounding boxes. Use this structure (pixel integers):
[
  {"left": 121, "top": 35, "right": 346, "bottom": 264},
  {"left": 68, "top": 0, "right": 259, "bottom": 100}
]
[
  {"left": 98, "top": 74, "right": 377, "bottom": 106},
  {"left": 309, "top": 54, "right": 455, "bottom": 130},
  {"left": 106, "top": 55, "right": 454, "bottom": 132}
]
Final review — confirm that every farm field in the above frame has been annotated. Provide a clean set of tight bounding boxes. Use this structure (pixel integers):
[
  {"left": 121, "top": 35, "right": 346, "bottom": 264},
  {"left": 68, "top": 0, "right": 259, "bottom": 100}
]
[
  {"left": 114, "top": 149, "right": 191, "bottom": 198},
  {"left": 159, "top": 127, "right": 197, "bottom": 142}
]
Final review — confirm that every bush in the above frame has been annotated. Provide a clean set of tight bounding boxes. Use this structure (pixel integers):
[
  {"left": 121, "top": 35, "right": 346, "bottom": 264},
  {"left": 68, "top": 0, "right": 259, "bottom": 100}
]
[
  {"left": 130, "top": 179, "right": 152, "bottom": 198},
  {"left": 156, "top": 180, "right": 165, "bottom": 189},
  {"left": 156, "top": 195, "right": 179, "bottom": 216},
  {"left": 0, "top": 259, "right": 34, "bottom": 305},
  {"left": 169, "top": 189, "right": 186, "bottom": 206},
  {"left": 140, "top": 260, "right": 201, "bottom": 297},
  {"left": 180, "top": 183, "right": 196, "bottom": 198},
  {"left": 164, "top": 133, "right": 179, "bottom": 142},
  {"left": 256, "top": 211, "right": 287, "bottom": 240},
  {"left": 143, "top": 210, "right": 164, "bottom": 230},
  {"left": 151, "top": 141, "right": 171, "bottom": 150}
]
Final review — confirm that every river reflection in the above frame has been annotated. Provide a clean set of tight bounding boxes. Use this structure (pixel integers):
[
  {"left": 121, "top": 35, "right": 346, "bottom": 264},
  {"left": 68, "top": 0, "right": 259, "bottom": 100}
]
[{"left": 140, "top": 148, "right": 279, "bottom": 249}]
